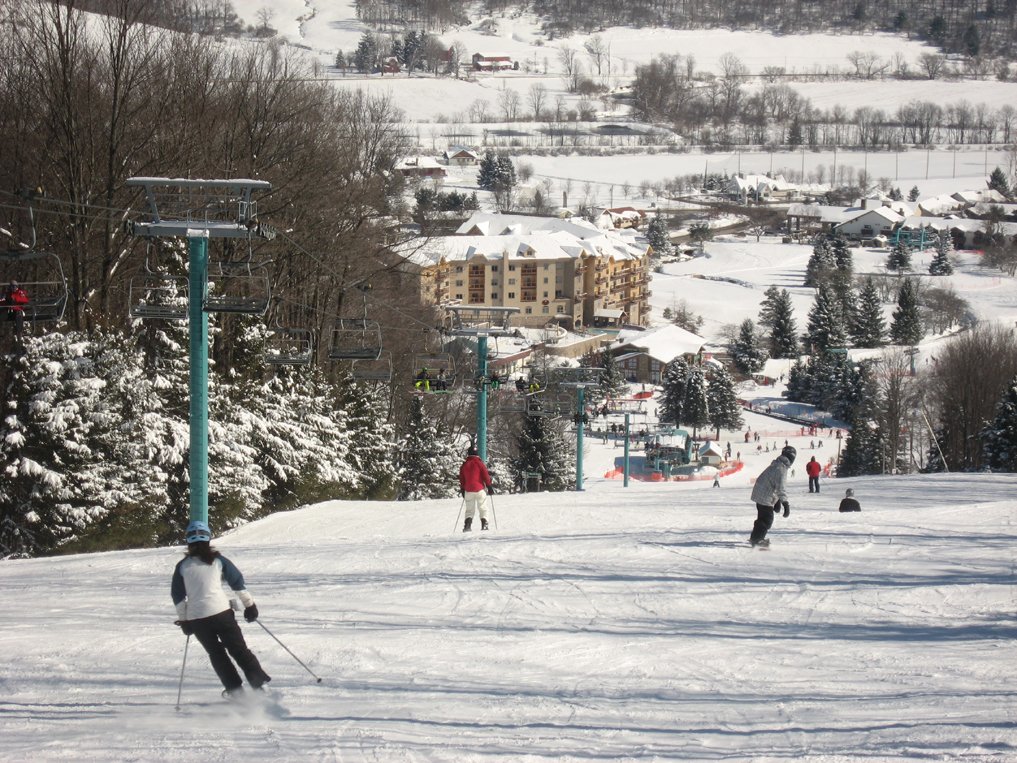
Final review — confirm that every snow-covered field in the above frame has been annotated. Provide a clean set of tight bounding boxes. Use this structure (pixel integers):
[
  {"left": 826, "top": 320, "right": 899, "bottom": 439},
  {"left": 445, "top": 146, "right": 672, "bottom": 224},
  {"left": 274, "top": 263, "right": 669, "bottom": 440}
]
[{"left": 1, "top": 468, "right": 1015, "bottom": 760}]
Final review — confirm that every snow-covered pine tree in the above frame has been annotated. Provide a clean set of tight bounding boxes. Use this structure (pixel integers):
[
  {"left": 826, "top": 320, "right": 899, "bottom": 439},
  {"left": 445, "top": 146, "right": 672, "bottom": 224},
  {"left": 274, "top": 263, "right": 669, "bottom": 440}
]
[
  {"left": 890, "top": 278, "right": 923, "bottom": 345},
  {"left": 595, "top": 351, "right": 627, "bottom": 400},
  {"left": 682, "top": 366, "right": 710, "bottom": 437},
  {"left": 0, "top": 331, "right": 167, "bottom": 554},
  {"left": 805, "top": 237, "right": 836, "bottom": 287},
  {"left": 659, "top": 357, "right": 689, "bottom": 425},
  {"left": 477, "top": 151, "right": 498, "bottom": 191},
  {"left": 987, "top": 166, "right": 1011, "bottom": 199},
  {"left": 837, "top": 416, "right": 885, "bottom": 476},
  {"left": 981, "top": 374, "right": 1017, "bottom": 471},
  {"left": 758, "top": 286, "right": 781, "bottom": 334},
  {"left": 645, "top": 214, "right": 674, "bottom": 260},
  {"left": 928, "top": 233, "right": 954, "bottom": 275},
  {"left": 770, "top": 289, "right": 800, "bottom": 359},
  {"left": 731, "top": 318, "right": 768, "bottom": 374},
  {"left": 784, "top": 358, "right": 812, "bottom": 403},
  {"left": 831, "top": 234, "right": 853, "bottom": 273},
  {"left": 805, "top": 283, "right": 848, "bottom": 353},
  {"left": 851, "top": 278, "right": 887, "bottom": 348},
  {"left": 512, "top": 413, "right": 575, "bottom": 491},
  {"left": 397, "top": 396, "right": 461, "bottom": 500},
  {"left": 706, "top": 366, "right": 744, "bottom": 439},
  {"left": 341, "top": 377, "right": 397, "bottom": 498},
  {"left": 886, "top": 240, "right": 912, "bottom": 274}
]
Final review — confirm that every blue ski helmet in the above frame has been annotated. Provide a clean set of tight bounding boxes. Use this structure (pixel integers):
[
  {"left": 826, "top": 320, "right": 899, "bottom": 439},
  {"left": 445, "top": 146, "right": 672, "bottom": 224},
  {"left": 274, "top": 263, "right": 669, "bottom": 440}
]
[{"left": 185, "top": 520, "right": 211, "bottom": 544}]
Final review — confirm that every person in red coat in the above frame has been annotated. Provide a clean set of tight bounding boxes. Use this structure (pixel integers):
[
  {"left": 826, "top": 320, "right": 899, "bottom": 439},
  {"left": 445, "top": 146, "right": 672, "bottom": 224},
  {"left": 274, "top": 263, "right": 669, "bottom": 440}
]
[
  {"left": 458, "top": 445, "right": 493, "bottom": 531},
  {"left": 806, "top": 455, "right": 822, "bottom": 494},
  {"left": 3, "top": 280, "right": 29, "bottom": 336}
]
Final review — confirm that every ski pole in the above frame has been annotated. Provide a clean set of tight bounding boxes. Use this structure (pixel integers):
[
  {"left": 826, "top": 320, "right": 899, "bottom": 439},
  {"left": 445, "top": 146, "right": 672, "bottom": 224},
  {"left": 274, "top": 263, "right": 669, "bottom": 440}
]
[
  {"left": 256, "top": 620, "right": 322, "bottom": 683},
  {"left": 488, "top": 492, "right": 498, "bottom": 531},
  {"left": 175, "top": 635, "right": 190, "bottom": 711},
  {"left": 452, "top": 496, "right": 465, "bottom": 535}
]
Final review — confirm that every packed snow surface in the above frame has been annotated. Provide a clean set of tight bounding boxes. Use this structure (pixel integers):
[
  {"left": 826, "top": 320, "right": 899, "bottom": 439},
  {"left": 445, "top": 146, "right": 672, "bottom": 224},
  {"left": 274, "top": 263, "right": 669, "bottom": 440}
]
[{"left": 1, "top": 469, "right": 1015, "bottom": 760}]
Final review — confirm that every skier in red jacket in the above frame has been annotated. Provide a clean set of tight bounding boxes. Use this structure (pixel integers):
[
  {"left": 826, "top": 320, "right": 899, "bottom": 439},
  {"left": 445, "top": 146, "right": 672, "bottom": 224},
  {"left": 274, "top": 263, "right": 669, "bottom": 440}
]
[
  {"left": 458, "top": 445, "right": 493, "bottom": 532},
  {"left": 3, "top": 280, "right": 29, "bottom": 337},
  {"left": 806, "top": 455, "right": 822, "bottom": 493}
]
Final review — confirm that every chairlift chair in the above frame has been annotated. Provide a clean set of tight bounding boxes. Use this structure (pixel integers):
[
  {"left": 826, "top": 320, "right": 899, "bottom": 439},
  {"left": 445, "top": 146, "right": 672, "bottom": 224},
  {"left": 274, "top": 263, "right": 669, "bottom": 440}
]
[
  {"left": 265, "top": 326, "right": 314, "bottom": 366},
  {"left": 0, "top": 250, "right": 68, "bottom": 324},
  {"left": 350, "top": 351, "right": 393, "bottom": 383},
  {"left": 204, "top": 260, "right": 271, "bottom": 315},
  {"left": 129, "top": 271, "right": 189, "bottom": 320},
  {"left": 412, "top": 353, "right": 456, "bottom": 386},
  {"left": 329, "top": 318, "right": 383, "bottom": 360}
]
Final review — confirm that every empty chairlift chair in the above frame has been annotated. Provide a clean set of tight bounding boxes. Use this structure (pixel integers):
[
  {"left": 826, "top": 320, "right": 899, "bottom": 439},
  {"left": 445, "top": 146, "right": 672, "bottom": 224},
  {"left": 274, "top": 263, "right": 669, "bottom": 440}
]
[
  {"left": 204, "top": 260, "right": 271, "bottom": 315},
  {"left": 329, "top": 318, "right": 383, "bottom": 361},
  {"left": 264, "top": 326, "right": 314, "bottom": 366}
]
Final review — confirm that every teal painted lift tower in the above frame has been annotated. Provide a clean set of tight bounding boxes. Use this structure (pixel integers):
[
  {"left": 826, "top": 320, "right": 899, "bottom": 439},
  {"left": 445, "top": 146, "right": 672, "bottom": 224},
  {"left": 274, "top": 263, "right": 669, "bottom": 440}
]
[
  {"left": 444, "top": 306, "right": 519, "bottom": 462},
  {"left": 126, "top": 178, "right": 275, "bottom": 530}
]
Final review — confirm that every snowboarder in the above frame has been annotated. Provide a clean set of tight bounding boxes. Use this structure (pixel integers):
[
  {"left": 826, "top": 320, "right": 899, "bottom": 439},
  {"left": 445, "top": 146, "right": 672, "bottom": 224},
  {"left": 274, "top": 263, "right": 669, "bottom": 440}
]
[
  {"left": 838, "top": 488, "right": 861, "bottom": 512},
  {"left": 748, "top": 445, "right": 795, "bottom": 548},
  {"left": 458, "top": 446, "right": 493, "bottom": 531},
  {"left": 414, "top": 367, "right": 431, "bottom": 392},
  {"left": 171, "top": 520, "right": 271, "bottom": 698},
  {"left": 806, "top": 455, "right": 821, "bottom": 493}
]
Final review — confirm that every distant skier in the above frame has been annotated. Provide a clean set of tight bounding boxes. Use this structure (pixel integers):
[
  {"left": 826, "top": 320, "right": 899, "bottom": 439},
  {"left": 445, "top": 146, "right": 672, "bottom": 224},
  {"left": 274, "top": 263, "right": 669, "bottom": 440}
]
[
  {"left": 806, "top": 455, "right": 821, "bottom": 493},
  {"left": 748, "top": 445, "right": 795, "bottom": 548},
  {"left": 838, "top": 488, "right": 861, "bottom": 512},
  {"left": 458, "top": 445, "right": 493, "bottom": 532},
  {"left": 171, "top": 520, "right": 271, "bottom": 699}
]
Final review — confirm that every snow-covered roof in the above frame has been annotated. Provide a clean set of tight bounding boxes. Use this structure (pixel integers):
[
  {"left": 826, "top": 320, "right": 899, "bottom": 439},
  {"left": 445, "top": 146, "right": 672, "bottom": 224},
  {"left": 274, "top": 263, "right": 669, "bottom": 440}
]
[
  {"left": 612, "top": 324, "right": 706, "bottom": 364},
  {"left": 953, "top": 189, "right": 1007, "bottom": 205},
  {"left": 395, "top": 156, "right": 444, "bottom": 171},
  {"left": 699, "top": 441, "right": 723, "bottom": 457},
  {"left": 454, "top": 213, "right": 649, "bottom": 261},
  {"left": 840, "top": 207, "right": 904, "bottom": 226},
  {"left": 728, "top": 174, "right": 794, "bottom": 193},
  {"left": 444, "top": 146, "right": 478, "bottom": 158},
  {"left": 918, "top": 193, "right": 967, "bottom": 216}
]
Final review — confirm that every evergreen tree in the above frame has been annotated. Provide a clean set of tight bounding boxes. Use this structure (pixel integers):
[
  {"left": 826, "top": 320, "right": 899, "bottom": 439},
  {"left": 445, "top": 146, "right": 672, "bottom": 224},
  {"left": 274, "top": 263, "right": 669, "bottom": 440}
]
[
  {"left": 838, "top": 415, "right": 885, "bottom": 477},
  {"left": 851, "top": 278, "right": 887, "bottom": 348},
  {"left": 907, "top": 185, "right": 921, "bottom": 202},
  {"left": 339, "top": 378, "right": 397, "bottom": 499},
  {"left": 477, "top": 151, "right": 498, "bottom": 190},
  {"left": 595, "top": 351, "right": 628, "bottom": 400},
  {"left": 659, "top": 357, "right": 689, "bottom": 425},
  {"left": 731, "top": 318, "right": 768, "bottom": 374},
  {"left": 769, "top": 289, "right": 800, "bottom": 358},
  {"left": 928, "top": 232, "right": 954, "bottom": 275},
  {"left": 981, "top": 374, "right": 1017, "bottom": 471},
  {"left": 682, "top": 366, "right": 710, "bottom": 437},
  {"left": 831, "top": 234, "right": 853, "bottom": 273},
  {"left": 890, "top": 278, "right": 923, "bottom": 345},
  {"left": 987, "top": 166, "right": 1011, "bottom": 199},
  {"left": 805, "top": 237, "right": 836, "bottom": 287},
  {"left": 758, "top": 286, "right": 782, "bottom": 334},
  {"left": 706, "top": 366, "right": 744, "bottom": 439},
  {"left": 645, "top": 214, "right": 674, "bottom": 259},
  {"left": 397, "top": 397, "right": 461, "bottom": 500},
  {"left": 513, "top": 414, "right": 575, "bottom": 491},
  {"left": 886, "top": 240, "right": 912, "bottom": 274},
  {"left": 785, "top": 358, "right": 812, "bottom": 403},
  {"left": 353, "top": 33, "right": 377, "bottom": 72},
  {"left": 805, "top": 283, "right": 848, "bottom": 353}
]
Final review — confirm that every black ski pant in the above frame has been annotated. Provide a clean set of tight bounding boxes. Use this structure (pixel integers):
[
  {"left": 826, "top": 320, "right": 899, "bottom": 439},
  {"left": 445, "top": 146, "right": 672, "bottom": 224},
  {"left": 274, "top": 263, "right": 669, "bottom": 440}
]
[
  {"left": 191, "top": 609, "right": 270, "bottom": 691},
  {"left": 750, "top": 503, "right": 776, "bottom": 543},
  {"left": 809, "top": 476, "right": 820, "bottom": 493}
]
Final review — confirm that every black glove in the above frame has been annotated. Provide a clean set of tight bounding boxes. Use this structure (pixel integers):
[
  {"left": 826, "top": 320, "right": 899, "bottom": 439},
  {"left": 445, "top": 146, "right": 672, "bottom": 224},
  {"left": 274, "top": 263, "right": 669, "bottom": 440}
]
[
  {"left": 781, "top": 500, "right": 790, "bottom": 518},
  {"left": 175, "top": 619, "right": 194, "bottom": 636},
  {"left": 244, "top": 604, "right": 259, "bottom": 623},
  {"left": 459, "top": 488, "right": 465, "bottom": 498},
  {"left": 486, "top": 485, "right": 495, "bottom": 495}
]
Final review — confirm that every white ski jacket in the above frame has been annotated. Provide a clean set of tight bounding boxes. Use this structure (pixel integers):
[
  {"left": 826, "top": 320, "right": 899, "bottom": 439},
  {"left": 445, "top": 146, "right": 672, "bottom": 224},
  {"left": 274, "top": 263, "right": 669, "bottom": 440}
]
[
  {"left": 171, "top": 555, "right": 255, "bottom": 621},
  {"left": 750, "top": 455, "right": 791, "bottom": 507}
]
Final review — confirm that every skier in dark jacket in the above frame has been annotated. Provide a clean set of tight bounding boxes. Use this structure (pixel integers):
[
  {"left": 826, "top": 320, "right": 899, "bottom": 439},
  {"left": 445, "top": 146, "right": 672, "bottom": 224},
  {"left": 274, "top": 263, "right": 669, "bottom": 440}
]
[
  {"left": 838, "top": 488, "right": 861, "bottom": 512},
  {"left": 171, "top": 520, "right": 271, "bottom": 698},
  {"left": 748, "top": 446, "right": 795, "bottom": 548},
  {"left": 458, "top": 446, "right": 493, "bottom": 531}
]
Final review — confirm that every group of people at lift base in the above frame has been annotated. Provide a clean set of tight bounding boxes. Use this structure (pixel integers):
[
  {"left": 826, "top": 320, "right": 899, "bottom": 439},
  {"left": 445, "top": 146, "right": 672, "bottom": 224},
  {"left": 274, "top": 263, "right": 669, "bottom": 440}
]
[
  {"left": 2, "top": 279, "right": 29, "bottom": 336},
  {"left": 171, "top": 445, "right": 863, "bottom": 699},
  {"left": 172, "top": 446, "right": 497, "bottom": 700}
]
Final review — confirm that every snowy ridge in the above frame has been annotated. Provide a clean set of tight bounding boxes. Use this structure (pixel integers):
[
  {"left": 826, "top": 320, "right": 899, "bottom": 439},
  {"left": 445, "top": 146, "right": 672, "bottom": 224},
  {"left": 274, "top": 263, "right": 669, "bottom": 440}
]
[{"left": 1, "top": 472, "right": 1015, "bottom": 760}]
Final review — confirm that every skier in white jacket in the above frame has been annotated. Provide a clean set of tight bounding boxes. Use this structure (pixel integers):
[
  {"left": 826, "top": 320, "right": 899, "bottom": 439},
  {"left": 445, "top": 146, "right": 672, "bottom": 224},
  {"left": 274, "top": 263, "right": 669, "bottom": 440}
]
[
  {"left": 748, "top": 446, "right": 795, "bottom": 548},
  {"left": 171, "top": 520, "right": 270, "bottom": 697}
]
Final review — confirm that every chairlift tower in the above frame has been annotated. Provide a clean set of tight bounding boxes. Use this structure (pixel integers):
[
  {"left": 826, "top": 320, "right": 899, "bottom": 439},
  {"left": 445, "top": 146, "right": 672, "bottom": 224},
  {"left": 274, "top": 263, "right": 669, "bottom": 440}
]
[
  {"left": 548, "top": 367, "right": 604, "bottom": 491},
  {"left": 126, "top": 177, "right": 275, "bottom": 529},
  {"left": 445, "top": 306, "right": 519, "bottom": 461}
]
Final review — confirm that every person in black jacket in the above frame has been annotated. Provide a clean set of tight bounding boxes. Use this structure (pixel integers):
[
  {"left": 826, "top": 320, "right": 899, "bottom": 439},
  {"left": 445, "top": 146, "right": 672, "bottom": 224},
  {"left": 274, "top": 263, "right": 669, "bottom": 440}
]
[
  {"left": 838, "top": 488, "right": 861, "bottom": 512},
  {"left": 171, "top": 520, "right": 270, "bottom": 698}
]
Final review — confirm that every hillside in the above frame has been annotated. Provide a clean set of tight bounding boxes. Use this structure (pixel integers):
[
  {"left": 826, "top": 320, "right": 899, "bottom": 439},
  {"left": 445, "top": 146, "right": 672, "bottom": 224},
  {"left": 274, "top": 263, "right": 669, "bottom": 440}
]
[{"left": 1, "top": 470, "right": 1014, "bottom": 760}]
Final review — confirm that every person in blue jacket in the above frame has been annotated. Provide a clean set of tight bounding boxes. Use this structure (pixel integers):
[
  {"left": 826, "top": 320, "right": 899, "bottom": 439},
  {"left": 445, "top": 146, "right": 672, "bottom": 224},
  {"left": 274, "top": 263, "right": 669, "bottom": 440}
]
[{"left": 171, "top": 520, "right": 271, "bottom": 698}]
